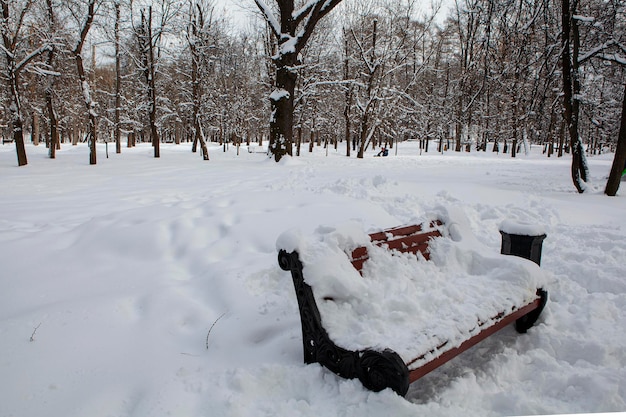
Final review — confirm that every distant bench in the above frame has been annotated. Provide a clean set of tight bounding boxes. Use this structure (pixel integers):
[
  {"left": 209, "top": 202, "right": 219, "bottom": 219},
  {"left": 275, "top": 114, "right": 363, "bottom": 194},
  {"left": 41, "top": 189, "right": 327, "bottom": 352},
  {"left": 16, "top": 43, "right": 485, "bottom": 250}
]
[
  {"left": 278, "top": 220, "right": 548, "bottom": 396},
  {"left": 247, "top": 145, "right": 267, "bottom": 154}
]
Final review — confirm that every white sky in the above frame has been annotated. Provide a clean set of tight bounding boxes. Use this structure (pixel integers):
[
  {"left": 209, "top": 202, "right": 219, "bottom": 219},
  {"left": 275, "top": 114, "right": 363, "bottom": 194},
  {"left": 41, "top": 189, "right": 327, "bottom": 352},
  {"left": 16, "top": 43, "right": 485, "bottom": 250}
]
[
  {"left": 213, "top": 0, "right": 258, "bottom": 29},
  {"left": 212, "top": 0, "right": 454, "bottom": 31}
]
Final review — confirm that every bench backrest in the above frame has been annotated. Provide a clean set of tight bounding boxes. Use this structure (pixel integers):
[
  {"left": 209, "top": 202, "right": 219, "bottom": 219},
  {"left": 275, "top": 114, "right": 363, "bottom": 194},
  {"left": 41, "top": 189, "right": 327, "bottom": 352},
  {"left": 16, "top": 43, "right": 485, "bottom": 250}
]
[{"left": 350, "top": 220, "right": 443, "bottom": 273}]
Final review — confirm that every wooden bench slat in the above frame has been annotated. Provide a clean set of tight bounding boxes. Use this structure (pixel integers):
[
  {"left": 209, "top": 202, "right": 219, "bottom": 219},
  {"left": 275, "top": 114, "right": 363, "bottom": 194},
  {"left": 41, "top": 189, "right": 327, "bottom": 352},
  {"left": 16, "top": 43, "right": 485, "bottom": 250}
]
[
  {"left": 368, "top": 220, "right": 443, "bottom": 243},
  {"left": 350, "top": 224, "right": 443, "bottom": 272},
  {"left": 351, "top": 259, "right": 366, "bottom": 272},
  {"left": 407, "top": 295, "right": 544, "bottom": 382},
  {"left": 351, "top": 246, "right": 368, "bottom": 261},
  {"left": 381, "top": 230, "right": 441, "bottom": 252}
]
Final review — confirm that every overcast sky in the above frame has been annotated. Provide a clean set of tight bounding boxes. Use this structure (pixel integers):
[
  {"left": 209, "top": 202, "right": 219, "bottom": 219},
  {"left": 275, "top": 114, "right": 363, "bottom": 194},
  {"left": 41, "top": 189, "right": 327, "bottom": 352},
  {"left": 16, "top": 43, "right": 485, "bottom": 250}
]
[
  {"left": 213, "top": 0, "right": 258, "bottom": 29},
  {"left": 211, "top": 0, "right": 453, "bottom": 31}
]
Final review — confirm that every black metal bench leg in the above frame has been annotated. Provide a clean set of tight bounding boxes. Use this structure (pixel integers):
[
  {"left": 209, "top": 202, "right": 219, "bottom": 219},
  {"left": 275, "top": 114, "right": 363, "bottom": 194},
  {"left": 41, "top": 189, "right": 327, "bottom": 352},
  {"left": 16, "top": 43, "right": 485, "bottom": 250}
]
[
  {"left": 358, "top": 350, "right": 409, "bottom": 395},
  {"left": 279, "top": 249, "right": 410, "bottom": 396},
  {"left": 515, "top": 289, "right": 548, "bottom": 333}
]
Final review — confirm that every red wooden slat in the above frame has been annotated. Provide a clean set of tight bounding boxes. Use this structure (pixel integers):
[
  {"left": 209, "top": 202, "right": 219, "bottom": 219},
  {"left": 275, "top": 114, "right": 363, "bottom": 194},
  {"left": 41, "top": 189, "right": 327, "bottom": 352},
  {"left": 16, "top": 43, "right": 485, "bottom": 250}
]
[
  {"left": 368, "top": 220, "right": 443, "bottom": 243},
  {"left": 351, "top": 259, "right": 366, "bottom": 272},
  {"left": 350, "top": 223, "right": 442, "bottom": 272},
  {"left": 382, "top": 230, "right": 442, "bottom": 252},
  {"left": 351, "top": 247, "right": 368, "bottom": 261},
  {"left": 406, "top": 296, "right": 543, "bottom": 382}
]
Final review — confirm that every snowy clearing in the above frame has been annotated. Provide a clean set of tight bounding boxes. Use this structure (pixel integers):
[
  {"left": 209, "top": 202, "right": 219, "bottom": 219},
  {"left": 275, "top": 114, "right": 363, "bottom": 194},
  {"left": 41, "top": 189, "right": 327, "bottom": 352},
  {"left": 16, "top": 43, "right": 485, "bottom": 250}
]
[{"left": 0, "top": 142, "right": 625, "bottom": 417}]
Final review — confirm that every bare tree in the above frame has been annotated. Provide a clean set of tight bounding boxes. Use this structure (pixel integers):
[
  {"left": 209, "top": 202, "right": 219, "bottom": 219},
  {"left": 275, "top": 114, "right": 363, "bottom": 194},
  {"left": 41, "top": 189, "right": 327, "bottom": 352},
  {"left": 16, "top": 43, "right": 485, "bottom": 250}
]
[
  {"left": 452, "top": 0, "right": 481, "bottom": 152},
  {"left": 43, "top": 0, "right": 61, "bottom": 159},
  {"left": 344, "top": 2, "right": 437, "bottom": 158},
  {"left": 131, "top": 0, "right": 182, "bottom": 157},
  {"left": 66, "top": 0, "right": 99, "bottom": 165},
  {"left": 1, "top": 0, "right": 51, "bottom": 166},
  {"left": 137, "top": 6, "right": 160, "bottom": 157},
  {"left": 561, "top": 0, "right": 589, "bottom": 193},
  {"left": 351, "top": 16, "right": 381, "bottom": 159},
  {"left": 114, "top": 0, "right": 122, "bottom": 154},
  {"left": 342, "top": 28, "right": 353, "bottom": 157},
  {"left": 186, "top": 0, "right": 213, "bottom": 160},
  {"left": 568, "top": 0, "right": 626, "bottom": 195},
  {"left": 254, "top": 0, "right": 344, "bottom": 162}
]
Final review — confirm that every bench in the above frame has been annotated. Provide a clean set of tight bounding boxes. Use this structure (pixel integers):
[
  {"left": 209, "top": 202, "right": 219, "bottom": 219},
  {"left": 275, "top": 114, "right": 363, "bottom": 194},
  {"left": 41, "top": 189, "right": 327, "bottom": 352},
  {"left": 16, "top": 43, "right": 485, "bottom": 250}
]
[
  {"left": 277, "top": 218, "right": 548, "bottom": 396},
  {"left": 247, "top": 145, "right": 268, "bottom": 154}
]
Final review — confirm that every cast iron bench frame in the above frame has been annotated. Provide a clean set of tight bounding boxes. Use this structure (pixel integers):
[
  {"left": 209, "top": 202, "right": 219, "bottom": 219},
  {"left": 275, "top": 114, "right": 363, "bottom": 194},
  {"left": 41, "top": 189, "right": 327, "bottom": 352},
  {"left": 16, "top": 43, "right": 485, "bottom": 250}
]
[{"left": 277, "top": 220, "right": 548, "bottom": 396}]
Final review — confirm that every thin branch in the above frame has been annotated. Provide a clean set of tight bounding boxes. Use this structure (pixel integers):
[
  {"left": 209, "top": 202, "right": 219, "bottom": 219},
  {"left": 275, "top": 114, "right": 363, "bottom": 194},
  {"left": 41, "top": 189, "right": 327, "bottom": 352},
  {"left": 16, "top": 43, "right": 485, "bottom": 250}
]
[
  {"left": 297, "top": 0, "right": 343, "bottom": 54},
  {"left": 30, "top": 322, "right": 42, "bottom": 342},
  {"left": 15, "top": 44, "right": 52, "bottom": 74},
  {"left": 73, "top": 0, "right": 96, "bottom": 55},
  {"left": 205, "top": 312, "right": 227, "bottom": 350},
  {"left": 578, "top": 39, "right": 617, "bottom": 65},
  {"left": 254, "top": 0, "right": 280, "bottom": 39}
]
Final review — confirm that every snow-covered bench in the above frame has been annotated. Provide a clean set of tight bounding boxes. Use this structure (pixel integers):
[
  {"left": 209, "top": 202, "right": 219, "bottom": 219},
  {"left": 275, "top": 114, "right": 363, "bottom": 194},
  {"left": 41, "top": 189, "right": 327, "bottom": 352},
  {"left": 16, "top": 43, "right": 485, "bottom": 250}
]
[
  {"left": 276, "top": 212, "right": 548, "bottom": 396},
  {"left": 247, "top": 144, "right": 267, "bottom": 154}
]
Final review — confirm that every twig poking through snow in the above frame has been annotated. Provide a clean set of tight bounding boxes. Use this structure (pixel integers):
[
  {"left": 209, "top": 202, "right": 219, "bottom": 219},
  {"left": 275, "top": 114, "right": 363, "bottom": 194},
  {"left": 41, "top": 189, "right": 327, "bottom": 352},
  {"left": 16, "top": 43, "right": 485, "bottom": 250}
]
[
  {"left": 205, "top": 312, "right": 227, "bottom": 350},
  {"left": 30, "top": 323, "right": 42, "bottom": 342}
]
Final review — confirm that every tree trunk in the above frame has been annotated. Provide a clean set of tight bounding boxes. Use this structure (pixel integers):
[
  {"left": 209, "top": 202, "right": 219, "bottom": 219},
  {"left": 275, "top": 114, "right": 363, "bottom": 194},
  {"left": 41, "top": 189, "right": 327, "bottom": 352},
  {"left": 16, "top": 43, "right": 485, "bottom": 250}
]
[
  {"left": 309, "top": 130, "right": 314, "bottom": 153},
  {"left": 561, "top": 0, "right": 588, "bottom": 193},
  {"left": 32, "top": 112, "right": 40, "bottom": 146},
  {"left": 10, "top": 106, "right": 28, "bottom": 166},
  {"left": 343, "top": 31, "right": 351, "bottom": 157},
  {"left": 114, "top": 1, "right": 121, "bottom": 154},
  {"left": 189, "top": 3, "right": 209, "bottom": 161},
  {"left": 357, "top": 116, "right": 368, "bottom": 159},
  {"left": 356, "top": 19, "right": 379, "bottom": 160},
  {"left": 2, "top": 3, "right": 27, "bottom": 166},
  {"left": 604, "top": 83, "right": 626, "bottom": 196},
  {"left": 146, "top": 8, "right": 159, "bottom": 158},
  {"left": 269, "top": 52, "right": 296, "bottom": 161},
  {"left": 455, "top": 114, "right": 462, "bottom": 152},
  {"left": 45, "top": 0, "right": 59, "bottom": 159},
  {"left": 4, "top": 61, "right": 27, "bottom": 165},
  {"left": 194, "top": 117, "right": 209, "bottom": 160},
  {"left": 296, "top": 126, "right": 302, "bottom": 156},
  {"left": 75, "top": 53, "right": 97, "bottom": 165},
  {"left": 72, "top": 0, "right": 97, "bottom": 165},
  {"left": 47, "top": 99, "right": 59, "bottom": 158}
]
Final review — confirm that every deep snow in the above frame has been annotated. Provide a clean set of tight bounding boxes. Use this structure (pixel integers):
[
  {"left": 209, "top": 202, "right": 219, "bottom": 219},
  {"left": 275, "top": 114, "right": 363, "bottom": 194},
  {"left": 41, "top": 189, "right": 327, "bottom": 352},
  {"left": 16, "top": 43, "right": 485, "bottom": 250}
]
[{"left": 0, "top": 141, "right": 625, "bottom": 417}]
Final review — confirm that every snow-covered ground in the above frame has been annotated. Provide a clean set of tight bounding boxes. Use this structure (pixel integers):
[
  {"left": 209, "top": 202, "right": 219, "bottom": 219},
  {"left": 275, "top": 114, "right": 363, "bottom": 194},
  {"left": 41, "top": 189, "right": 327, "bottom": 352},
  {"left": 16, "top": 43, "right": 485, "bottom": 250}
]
[{"left": 1, "top": 141, "right": 624, "bottom": 417}]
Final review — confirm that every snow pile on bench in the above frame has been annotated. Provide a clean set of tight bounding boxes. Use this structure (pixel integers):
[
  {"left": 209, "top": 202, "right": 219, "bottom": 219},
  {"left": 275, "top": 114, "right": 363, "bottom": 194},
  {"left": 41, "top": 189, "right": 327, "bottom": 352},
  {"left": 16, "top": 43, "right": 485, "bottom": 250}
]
[{"left": 276, "top": 208, "right": 549, "bottom": 368}]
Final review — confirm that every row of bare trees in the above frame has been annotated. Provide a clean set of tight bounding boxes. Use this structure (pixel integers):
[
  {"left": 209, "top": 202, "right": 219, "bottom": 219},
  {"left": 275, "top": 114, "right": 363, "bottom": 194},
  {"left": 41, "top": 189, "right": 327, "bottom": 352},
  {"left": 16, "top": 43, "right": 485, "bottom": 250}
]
[
  {"left": 1, "top": 0, "right": 267, "bottom": 164},
  {"left": 1, "top": 0, "right": 625, "bottom": 193},
  {"left": 258, "top": 0, "right": 625, "bottom": 193}
]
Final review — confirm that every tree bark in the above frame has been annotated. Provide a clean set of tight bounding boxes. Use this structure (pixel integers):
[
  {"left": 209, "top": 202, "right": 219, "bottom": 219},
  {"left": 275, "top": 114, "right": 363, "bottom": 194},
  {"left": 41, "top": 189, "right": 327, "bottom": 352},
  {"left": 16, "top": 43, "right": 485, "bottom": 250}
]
[
  {"left": 561, "top": 0, "right": 588, "bottom": 193},
  {"left": 72, "top": 0, "right": 97, "bottom": 165},
  {"left": 143, "top": 8, "right": 160, "bottom": 158},
  {"left": 45, "top": 0, "right": 59, "bottom": 159},
  {"left": 343, "top": 31, "right": 351, "bottom": 157},
  {"left": 269, "top": 51, "right": 296, "bottom": 161},
  {"left": 189, "top": 2, "right": 210, "bottom": 160},
  {"left": 604, "top": 83, "right": 626, "bottom": 196},
  {"left": 32, "top": 112, "right": 39, "bottom": 146},
  {"left": 138, "top": 7, "right": 160, "bottom": 158},
  {"left": 114, "top": 1, "right": 121, "bottom": 154}
]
